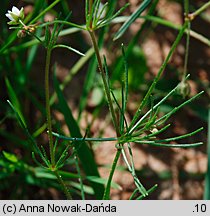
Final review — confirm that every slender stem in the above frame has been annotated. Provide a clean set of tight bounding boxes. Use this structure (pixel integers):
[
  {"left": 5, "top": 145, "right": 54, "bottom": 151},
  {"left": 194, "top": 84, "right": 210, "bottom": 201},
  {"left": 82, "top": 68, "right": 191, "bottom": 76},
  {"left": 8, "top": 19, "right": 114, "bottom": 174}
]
[
  {"left": 129, "top": 188, "right": 139, "bottom": 200},
  {"left": 74, "top": 152, "right": 85, "bottom": 200},
  {"left": 136, "top": 15, "right": 210, "bottom": 46},
  {"left": 190, "top": 1, "right": 210, "bottom": 20},
  {"left": 45, "top": 49, "right": 73, "bottom": 200},
  {"left": 182, "top": 0, "right": 190, "bottom": 81},
  {"left": 89, "top": 0, "right": 93, "bottom": 28},
  {"left": 184, "top": 0, "right": 189, "bottom": 15},
  {"left": 19, "top": 19, "right": 27, "bottom": 27},
  {"left": 121, "top": 143, "right": 147, "bottom": 196},
  {"left": 89, "top": 0, "right": 93, "bottom": 14},
  {"left": 54, "top": 170, "right": 72, "bottom": 200},
  {"left": 136, "top": 184, "right": 158, "bottom": 200},
  {"left": 103, "top": 149, "right": 121, "bottom": 200},
  {"left": 88, "top": 30, "right": 120, "bottom": 136},
  {"left": 45, "top": 48, "right": 55, "bottom": 166},
  {"left": 182, "top": 20, "right": 190, "bottom": 81},
  {"left": 88, "top": 27, "right": 121, "bottom": 200}
]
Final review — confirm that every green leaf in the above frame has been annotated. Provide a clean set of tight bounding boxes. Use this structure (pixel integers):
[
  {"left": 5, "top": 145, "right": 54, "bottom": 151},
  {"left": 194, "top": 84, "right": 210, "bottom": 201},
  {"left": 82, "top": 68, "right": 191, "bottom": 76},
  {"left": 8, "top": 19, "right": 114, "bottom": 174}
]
[
  {"left": 34, "top": 167, "right": 56, "bottom": 179},
  {"left": 111, "top": 0, "right": 159, "bottom": 82},
  {"left": 113, "top": 0, "right": 152, "bottom": 40},
  {"left": 0, "top": 30, "right": 18, "bottom": 54},
  {"left": 5, "top": 78, "right": 26, "bottom": 127},
  {"left": 58, "top": 170, "right": 80, "bottom": 179},
  {"left": 86, "top": 176, "right": 122, "bottom": 190},
  {"left": 97, "top": 3, "right": 129, "bottom": 29},
  {"left": 44, "top": 25, "right": 51, "bottom": 47},
  {"left": 7, "top": 100, "right": 48, "bottom": 166},
  {"left": 2, "top": 151, "right": 18, "bottom": 163},
  {"left": 69, "top": 181, "right": 94, "bottom": 195},
  {"left": 54, "top": 73, "right": 104, "bottom": 199}
]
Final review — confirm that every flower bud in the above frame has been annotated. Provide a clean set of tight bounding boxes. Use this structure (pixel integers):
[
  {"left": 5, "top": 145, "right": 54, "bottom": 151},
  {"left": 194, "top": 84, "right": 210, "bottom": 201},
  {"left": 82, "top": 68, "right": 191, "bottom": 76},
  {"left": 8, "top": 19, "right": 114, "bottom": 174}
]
[
  {"left": 17, "top": 30, "right": 26, "bottom": 38},
  {"left": 177, "top": 81, "right": 191, "bottom": 98}
]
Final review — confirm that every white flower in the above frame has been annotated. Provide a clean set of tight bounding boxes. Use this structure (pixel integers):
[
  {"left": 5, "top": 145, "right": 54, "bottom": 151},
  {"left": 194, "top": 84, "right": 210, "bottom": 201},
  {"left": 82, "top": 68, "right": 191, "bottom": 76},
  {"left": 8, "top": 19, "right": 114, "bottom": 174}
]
[{"left": 5, "top": 6, "right": 24, "bottom": 25}]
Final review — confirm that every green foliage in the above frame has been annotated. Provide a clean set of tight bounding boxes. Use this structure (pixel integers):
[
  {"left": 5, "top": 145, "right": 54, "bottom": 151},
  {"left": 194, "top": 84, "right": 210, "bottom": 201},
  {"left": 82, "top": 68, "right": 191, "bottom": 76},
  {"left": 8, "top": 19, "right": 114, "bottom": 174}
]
[
  {"left": 0, "top": 0, "right": 208, "bottom": 200},
  {"left": 54, "top": 74, "right": 104, "bottom": 199},
  {"left": 204, "top": 108, "right": 210, "bottom": 199},
  {"left": 114, "top": 0, "right": 152, "bottom": 40}
]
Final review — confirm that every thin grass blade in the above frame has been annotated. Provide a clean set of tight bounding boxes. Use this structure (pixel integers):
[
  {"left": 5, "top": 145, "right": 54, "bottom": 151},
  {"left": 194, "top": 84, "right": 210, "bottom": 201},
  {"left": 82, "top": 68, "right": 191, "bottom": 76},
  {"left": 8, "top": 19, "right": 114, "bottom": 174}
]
[{"left": 5, "top": 78, "right": 26, "bottom": 127}]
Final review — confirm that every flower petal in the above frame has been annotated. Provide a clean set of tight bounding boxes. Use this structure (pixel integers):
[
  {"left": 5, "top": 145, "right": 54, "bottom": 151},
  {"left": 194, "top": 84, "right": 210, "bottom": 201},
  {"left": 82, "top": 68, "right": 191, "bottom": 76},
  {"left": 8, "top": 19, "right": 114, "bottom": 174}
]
[
  {"left": 5, "top": 13, "right": 14, "bottom": 21},
  {"left": 12, "top": 6, "right": 20, "bottom": 16}
]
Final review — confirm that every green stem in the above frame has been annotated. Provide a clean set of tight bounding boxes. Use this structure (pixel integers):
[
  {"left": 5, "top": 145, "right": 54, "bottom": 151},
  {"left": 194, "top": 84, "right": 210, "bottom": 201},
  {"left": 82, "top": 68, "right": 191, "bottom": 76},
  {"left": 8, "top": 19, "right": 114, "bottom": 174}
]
[
  {"left": 137, "top": 15, "right": 210, "bottom": 46},
  {"left": 54, "top": 170, "right": 72, "bottom": 200},
  {"left": 45, "top": 48, "right": 55, "bottom": 166},
  {"left": 88, "top": 30, "right": 120, "bottom": 136},
  {"left": 89, "top": 0, "right": 93, "bottom": 28},
  {"left": 74, "top": 152, "right": 85, "bottom": 200},
  {"left": 19, "top": 19, "right": 27, "bottom": 27},
  {"left": 89, "top": 0, "right": 93, "bottom": 14},
  {"left": 103, "top": 149, "right": 121, "bottom": 199},
  {"left": 88, "top": 28, "right": 121, "bottom": 199},
  {"left": 182, "top": 0, "right": 190, "bottom": 81},
  {"left": 182, "top": 20, "right": 190, "bottom": 81},
  {"left": 45, "top": 50, "right": 72, "bottom": 199},
  {"left": 190, "top": 1, "right": 210, "bottom": 19},
  {"left": 136, "top": 184, "right": 158, "bottom": 200},
  {"left": 184, "top": 0, "right": 189, "bottom": 15}
]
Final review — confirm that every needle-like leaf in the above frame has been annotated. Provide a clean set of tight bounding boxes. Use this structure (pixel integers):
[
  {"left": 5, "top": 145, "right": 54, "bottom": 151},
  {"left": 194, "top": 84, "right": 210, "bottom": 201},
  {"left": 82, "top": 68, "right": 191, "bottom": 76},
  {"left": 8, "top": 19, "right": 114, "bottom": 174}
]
[{"left": 113, "top": 0, "right": 151, "bottom": 40}]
